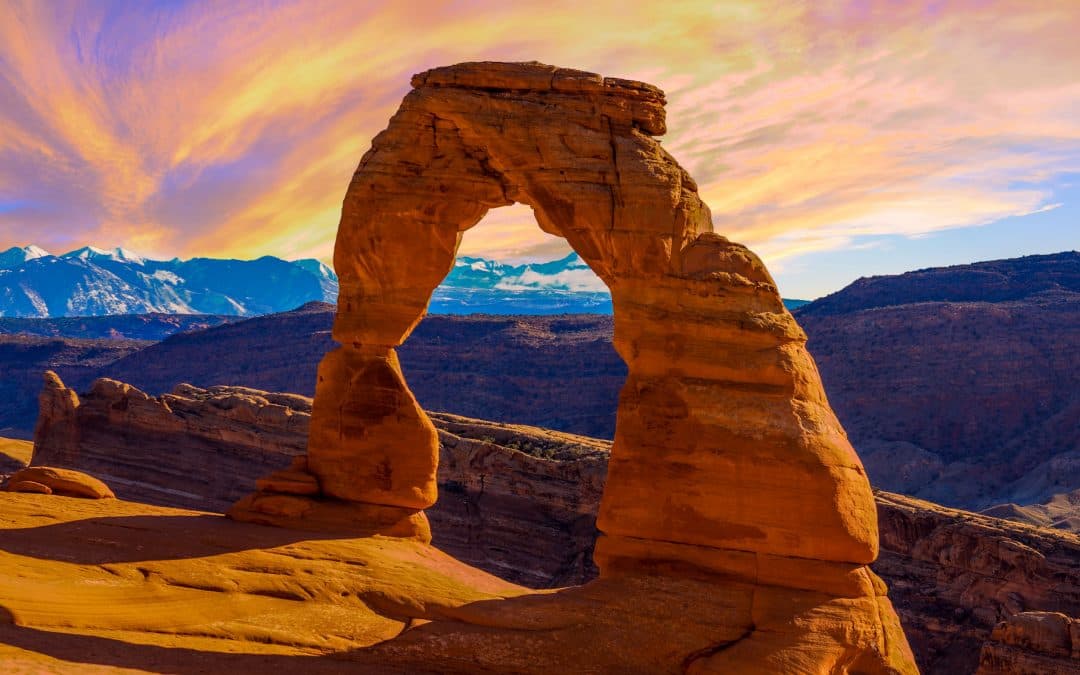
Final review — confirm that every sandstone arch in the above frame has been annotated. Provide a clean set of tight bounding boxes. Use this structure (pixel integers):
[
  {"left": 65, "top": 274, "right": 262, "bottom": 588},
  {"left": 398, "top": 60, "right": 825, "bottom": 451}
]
[
  {"left": 230, "top": 61, "right": 915, "bottom": 672},
  {"left": 238, "top": 60, "right": 876, "bottom": 567}
]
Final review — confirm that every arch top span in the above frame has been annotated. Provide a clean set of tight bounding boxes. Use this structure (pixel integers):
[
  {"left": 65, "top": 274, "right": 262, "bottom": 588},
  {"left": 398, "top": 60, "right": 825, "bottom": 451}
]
[{"left": 233, "top": 60, "right": 877, "bottom": 572}]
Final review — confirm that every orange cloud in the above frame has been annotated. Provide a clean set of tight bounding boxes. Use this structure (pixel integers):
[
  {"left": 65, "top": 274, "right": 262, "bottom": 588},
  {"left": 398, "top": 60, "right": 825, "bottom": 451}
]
[{"left": 0, "top": 0, "right": 1077, "bottom": 273}]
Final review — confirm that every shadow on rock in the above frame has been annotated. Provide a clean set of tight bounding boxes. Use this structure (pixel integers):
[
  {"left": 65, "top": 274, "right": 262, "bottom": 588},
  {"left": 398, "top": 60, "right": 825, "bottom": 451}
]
[
  {"left": 0, "top": 514, "right": 345, "bottom": 564},
  {"left": 0, "top": 622, "right": 423, "bottom": 675}
]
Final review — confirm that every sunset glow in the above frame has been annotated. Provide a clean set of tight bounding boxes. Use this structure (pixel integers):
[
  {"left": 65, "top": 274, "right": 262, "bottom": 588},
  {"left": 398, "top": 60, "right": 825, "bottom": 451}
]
[{"left": 1, "top": 0, "right": 1077, "bottom": 297}]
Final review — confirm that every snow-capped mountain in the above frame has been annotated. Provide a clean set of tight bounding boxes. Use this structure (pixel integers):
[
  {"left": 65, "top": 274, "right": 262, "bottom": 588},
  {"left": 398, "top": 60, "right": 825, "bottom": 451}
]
[
  {"left": 62, "top": 246, "right": 148, "bottom": 265},
  {"left": 0, "top": 246, "right": 805, "bottom": 317},
  {"left": 443, "top": 252, "right": 606, "bottom": 292},
  {"left": 430, "top": 252, "right": 613, "bottom": 314},
  {"left": 0, "top": 244, "right": 50, "bottom": 269},
  {"left": 0, "top": 246, "right": 340, "bottom": 318}
]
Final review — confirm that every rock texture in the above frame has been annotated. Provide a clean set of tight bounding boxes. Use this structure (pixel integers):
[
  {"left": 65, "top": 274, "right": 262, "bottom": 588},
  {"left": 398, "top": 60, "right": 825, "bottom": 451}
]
[
  {"left": 31, "top": 374, "right": 606, "bottom": 588},
  {"left": 229, "top": 61, "right": 912, "bottom": 672},
  {"left": 876, "top": 492, "right": 1080, "bottom": 673},
  {"left": 32, "top": 373, "right": 310, "bottom": 511},
  {"left": 975, "top": 612, "right": 1080, "bottom": 674},
  {"left": 2, "top": 466, "right": 114, "bottom": 499}
]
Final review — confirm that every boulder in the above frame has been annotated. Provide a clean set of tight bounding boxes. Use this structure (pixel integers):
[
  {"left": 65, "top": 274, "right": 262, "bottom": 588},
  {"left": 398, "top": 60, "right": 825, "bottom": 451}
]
[
  {"left": 5, "top": 466, "right": 113, "bottom": 499},
  {"left": 976, "top": 611, "right": 1079, "bottom": 674},
  {"left": 6, "top": 480, "right": 52, "bottom": 495}
]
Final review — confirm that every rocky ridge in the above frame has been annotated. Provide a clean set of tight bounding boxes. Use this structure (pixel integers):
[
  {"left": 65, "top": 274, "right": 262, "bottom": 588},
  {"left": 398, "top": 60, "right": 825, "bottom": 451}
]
[{"left": 795, "top": 252, "right": 1080, "bottom": 522}]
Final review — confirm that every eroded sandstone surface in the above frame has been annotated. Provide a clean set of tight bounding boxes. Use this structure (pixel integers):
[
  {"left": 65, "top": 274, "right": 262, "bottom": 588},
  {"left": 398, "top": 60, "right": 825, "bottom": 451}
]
[
  {"left": 220, "top": 60, "right": 915, "bottom": 672},
  {"left": 975, "top": 612, "right": 1080, "bottom": 674}
]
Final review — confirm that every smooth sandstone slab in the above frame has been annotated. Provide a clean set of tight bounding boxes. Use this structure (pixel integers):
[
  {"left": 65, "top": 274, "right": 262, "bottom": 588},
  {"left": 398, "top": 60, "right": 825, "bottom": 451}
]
[{"left": 0, "top": 494, "right": 911, "bottom": 674}]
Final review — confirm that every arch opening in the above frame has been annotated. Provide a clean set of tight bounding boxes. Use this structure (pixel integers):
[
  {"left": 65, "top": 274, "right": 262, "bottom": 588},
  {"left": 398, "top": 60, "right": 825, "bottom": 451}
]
[{"left": 398, "top": 204, "right": 625, "bottom": 587}]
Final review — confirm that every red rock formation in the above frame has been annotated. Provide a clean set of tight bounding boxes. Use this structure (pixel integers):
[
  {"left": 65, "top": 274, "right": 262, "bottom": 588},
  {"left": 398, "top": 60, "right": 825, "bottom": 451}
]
[
  {"left": 30, "top": 373, "right": 606, "bottom": 588},
  {"left": 875, "top": 491, "right": 1080, "bottom": 673},
  {"left": 31, "top": 373, "right": 310, "bottom": 511},
  {"left": 976, "top": 612, "right": 1080, "bottom": 674},
  {"left": 231, "top": 61, "right": 913, "bottom": 672},
  {"left": 2, "top": 466, "right": 113, "bottom": 499}
]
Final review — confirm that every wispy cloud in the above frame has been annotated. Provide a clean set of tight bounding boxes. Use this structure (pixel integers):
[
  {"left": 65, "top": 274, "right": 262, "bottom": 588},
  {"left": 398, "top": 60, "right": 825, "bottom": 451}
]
[{"left": 0, "top": 0, "right": 1077, "bottom": 270}]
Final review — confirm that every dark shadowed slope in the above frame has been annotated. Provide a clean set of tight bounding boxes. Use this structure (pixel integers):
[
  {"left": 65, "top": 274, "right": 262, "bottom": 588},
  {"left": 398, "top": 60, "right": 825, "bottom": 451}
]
[
  {"left": 92, "top": 303, "right": 626, "bottom": 439},
  {"left": 0, "top": 313, "right": 238, "bottom": 341},
  {"left": 795, "top": 251, "right": 1080, "bottom": 518},
  {"left": 0, "top": 335, "right": 147, "bottom": 438}
]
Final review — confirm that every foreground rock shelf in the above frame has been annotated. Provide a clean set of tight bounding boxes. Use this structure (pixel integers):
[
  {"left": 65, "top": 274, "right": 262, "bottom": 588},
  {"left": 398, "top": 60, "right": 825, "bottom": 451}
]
[{"left": 0, "top": 493, "right": 915, "bottom": 674}]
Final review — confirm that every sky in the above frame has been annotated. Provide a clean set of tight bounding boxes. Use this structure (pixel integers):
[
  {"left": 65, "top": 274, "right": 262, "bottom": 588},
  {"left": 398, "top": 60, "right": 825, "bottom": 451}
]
[{"left": 0, "top": 1, "right": 1077, "bottom": 299}]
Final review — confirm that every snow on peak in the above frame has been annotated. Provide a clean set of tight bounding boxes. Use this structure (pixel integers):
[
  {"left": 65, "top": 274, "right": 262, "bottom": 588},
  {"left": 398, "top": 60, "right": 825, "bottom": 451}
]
[
  {"left": 0, "top": 244, "right": 51, "bottom": 269},
  {"left": 62, "top": 246, "right": 147, "bottom": 265},
  {"left": 22, "top": 244, "right": 50, "bottom": 259},
  {"left": 293, "top": 258, "right": 337, "bottom": 280}
]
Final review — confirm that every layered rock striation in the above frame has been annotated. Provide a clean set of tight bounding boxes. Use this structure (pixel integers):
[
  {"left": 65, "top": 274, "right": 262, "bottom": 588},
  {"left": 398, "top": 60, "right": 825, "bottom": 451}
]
[
  {"left": 875, "top": 491, "right": 1080, "bottom": 673},
  {"left": 32, "top": 373, "right": 310, "bottom": 511}
]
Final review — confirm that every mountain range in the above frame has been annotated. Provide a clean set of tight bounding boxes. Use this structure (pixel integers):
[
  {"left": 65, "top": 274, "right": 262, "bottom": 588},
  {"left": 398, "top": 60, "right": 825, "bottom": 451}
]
[
  {"left": 0, "top": 245, "right": 806, "bottom": 317},
  {"left": 0, "top": 245, "right": 337, "bottom": 317}
]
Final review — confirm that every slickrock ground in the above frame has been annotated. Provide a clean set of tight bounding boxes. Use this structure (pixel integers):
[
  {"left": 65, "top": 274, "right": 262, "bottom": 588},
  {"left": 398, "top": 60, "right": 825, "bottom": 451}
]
[
  {"left": 0, "top": 492, "right": 919, "bottom": 674},
  {"left": 0, "top": 437, "right": 32, "bottom": 474},
  {"left": 0, "top": 493, "right": 524, "bottom": 674}
]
